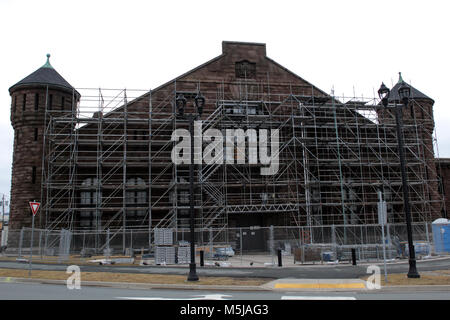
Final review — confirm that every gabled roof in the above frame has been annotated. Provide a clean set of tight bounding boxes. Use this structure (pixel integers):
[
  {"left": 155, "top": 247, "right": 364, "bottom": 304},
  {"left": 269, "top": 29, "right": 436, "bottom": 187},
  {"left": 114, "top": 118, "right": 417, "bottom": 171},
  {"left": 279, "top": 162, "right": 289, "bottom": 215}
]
[
  {"left": 150, "top": 41, "right": 330, "bottom": 97},
  {"left": 9, "top": 54, "right": 79, "bottom": 96}
]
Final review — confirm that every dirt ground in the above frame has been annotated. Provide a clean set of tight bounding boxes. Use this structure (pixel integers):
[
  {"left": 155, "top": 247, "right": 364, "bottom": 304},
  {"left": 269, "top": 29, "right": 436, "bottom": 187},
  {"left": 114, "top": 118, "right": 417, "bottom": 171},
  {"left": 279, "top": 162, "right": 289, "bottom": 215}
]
[
  {"left": 0, "top": 268, "right": 270, "bottom": 286},
  {"left": 0, "top": 255, "right": 140, "bottom": 266},
  {"left": 361, "top": 270, "right": 450, "bottom": 286}
]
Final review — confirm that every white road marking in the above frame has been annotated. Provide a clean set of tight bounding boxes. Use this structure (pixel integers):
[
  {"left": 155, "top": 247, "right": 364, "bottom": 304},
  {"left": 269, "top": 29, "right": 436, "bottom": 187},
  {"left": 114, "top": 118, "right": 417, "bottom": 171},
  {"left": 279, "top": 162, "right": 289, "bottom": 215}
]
[
  {"left": 191, "top": 294, "right": 233, "bottom": 300},
  {"left": 117, "top": 297, "right": 173, "bottom": 300},
  {"left": 281, "top": 296, "right": 356, "bottom": 300},
  {"left": 117, "top": 294, "right": 233, "bottom": 300}
]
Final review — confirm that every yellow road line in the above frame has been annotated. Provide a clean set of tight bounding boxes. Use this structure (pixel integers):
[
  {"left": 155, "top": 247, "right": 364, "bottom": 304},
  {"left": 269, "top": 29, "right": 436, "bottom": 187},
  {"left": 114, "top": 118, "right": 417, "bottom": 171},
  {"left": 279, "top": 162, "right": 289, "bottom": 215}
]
[{"left": 275, "top": 283, "right": 366, "bottom": 289}]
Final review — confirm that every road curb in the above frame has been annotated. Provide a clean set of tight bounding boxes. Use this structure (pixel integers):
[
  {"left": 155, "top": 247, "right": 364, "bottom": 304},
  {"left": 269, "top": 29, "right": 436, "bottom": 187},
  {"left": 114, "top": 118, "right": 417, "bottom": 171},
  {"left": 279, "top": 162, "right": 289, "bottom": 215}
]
[{"left": 1, "top": 276, "right": 450, "bottom": 292}]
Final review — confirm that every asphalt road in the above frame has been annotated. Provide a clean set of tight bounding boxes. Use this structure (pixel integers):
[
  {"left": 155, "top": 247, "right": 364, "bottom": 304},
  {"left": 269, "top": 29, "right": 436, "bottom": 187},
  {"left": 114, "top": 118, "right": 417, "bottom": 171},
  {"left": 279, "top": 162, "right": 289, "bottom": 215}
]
[
  {"left": 0, "top": 281, "right": 449, "bottom": 300},
  {"left": 0, "top": 256, "right": 449, "bottom": 279}
]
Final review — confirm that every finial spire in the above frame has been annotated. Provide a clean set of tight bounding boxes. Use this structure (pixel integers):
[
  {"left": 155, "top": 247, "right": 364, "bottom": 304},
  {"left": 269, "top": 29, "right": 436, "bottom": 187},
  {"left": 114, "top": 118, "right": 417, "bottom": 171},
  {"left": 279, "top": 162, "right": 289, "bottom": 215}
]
[
  {"left": 42, "top": 53, "right": 53, "bottom": 69},
  {"left": 398, "top": 72, "right": 404, "bottom": 83}
]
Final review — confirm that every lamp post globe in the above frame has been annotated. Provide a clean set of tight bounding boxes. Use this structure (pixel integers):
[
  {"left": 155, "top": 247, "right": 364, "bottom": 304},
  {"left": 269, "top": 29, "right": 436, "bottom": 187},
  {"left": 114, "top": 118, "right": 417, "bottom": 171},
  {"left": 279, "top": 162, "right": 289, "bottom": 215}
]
[
  {"left": 398, "top": 81, "right": 411, "bottom": 106},
  {"left": 176, "top": 94, "right": 186, "bottom": 117},
  {"left": 378, "top": 82, "right": 390, "bottom": 107},
  {"left": 194, "top": 93, "right": 205, "bottom": 116}
]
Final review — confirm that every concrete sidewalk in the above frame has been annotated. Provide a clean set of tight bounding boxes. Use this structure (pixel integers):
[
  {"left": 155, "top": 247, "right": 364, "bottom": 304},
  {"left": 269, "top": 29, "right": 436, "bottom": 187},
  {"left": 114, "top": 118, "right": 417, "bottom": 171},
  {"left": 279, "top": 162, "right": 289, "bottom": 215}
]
[{"left": 263, "top": 278, "right": 367, "bottom": 291}]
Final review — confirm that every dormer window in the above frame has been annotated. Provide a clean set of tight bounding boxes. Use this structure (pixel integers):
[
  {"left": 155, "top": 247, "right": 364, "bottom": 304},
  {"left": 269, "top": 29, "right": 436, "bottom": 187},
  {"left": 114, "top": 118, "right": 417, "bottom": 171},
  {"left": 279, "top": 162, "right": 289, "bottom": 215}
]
[{"left": 235, "top": 60, "right": 256, "bottom": 78}]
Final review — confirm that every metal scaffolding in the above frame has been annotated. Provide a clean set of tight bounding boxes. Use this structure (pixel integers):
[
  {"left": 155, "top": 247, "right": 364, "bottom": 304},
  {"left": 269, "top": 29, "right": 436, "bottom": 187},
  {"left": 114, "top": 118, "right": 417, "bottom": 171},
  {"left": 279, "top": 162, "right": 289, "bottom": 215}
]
[{"left": 39, "top": 77, "right": 444, "bottom": 251}]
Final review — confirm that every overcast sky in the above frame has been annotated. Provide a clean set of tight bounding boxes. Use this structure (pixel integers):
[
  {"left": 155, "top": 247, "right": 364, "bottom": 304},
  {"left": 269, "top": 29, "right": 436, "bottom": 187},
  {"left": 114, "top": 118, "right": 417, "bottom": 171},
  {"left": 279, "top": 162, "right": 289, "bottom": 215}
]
[{"left": 0, "top": 0, "right": 449, "bottom": 204}]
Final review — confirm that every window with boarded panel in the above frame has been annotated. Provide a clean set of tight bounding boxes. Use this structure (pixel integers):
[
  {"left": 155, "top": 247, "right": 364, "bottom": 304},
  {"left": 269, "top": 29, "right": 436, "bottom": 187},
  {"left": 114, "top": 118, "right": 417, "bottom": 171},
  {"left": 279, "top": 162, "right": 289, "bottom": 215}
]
[{"left": 235, "top": 60, "right": 256, "bottom": 78}]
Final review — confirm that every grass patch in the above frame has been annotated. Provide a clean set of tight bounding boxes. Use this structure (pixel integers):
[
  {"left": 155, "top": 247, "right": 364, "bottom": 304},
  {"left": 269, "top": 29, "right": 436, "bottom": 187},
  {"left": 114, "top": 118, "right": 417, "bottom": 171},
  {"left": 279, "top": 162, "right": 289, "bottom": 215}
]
[
  {"left": 0, "top": 255, "right": 138, "bottom": 266},
  {"left": 0, "top": 268, "right": 270, "bottom": 286},
  {"left": 362, "top": 270, "right": 450, "bottom": 286}
]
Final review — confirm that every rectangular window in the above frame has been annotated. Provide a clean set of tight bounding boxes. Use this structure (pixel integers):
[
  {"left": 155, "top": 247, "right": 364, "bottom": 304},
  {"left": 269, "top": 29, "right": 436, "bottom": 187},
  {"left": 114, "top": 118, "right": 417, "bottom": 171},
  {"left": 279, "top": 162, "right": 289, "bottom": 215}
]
[
  {"left": 81, "top": 192, "right": 91, "bottom": 205},
  {"left": 48, "top": 94, "right": 53, "bottom": 110},
  {"left": 126, "top": 191, "right": 135, "bottom": 205},
  {"left": 233, "top": 105, "right": 244, "bottom": 114},
  {"left": 34, "top": 128, "right": 38, "bottom": 141},
  {"left": 61, "top": 97, "right": 65, "bottom": 111},
  {"left": 79, "top": 219, "right": 91, "bottom": 227},
  {"left": 32, "top": 166, "right": 36, "bottom": 184},
  {"left": 235, "top": 60, "right": 256, "bottom": 78},
  {"left": 13, "top": 95, "right": 17, "bottom": 114},
  {"left": 34, "top": 93, "right": 39, "bottom": 111},
  {"left": 22, "top": 94, "right": 26, "bottom": 111},
  {"left": 179, "top": 191, "right": 189, "bottom": 204},
  {"left": 137, "top": 191, "right": 146, "bottom": 204}
]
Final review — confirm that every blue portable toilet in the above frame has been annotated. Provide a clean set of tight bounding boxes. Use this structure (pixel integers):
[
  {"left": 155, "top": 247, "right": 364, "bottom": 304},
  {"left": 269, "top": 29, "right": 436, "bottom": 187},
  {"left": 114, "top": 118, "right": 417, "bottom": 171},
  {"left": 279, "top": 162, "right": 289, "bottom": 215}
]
[{"left": 432, "top": 218, "right": 450, "bottom": 254}]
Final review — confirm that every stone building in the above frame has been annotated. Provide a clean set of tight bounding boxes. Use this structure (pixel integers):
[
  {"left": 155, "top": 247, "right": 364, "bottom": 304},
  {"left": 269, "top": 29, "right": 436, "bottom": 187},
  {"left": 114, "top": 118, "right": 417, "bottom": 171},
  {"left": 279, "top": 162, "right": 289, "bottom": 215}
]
[{"left": 7, "top": 41, "right": 447, "bottom": 250}]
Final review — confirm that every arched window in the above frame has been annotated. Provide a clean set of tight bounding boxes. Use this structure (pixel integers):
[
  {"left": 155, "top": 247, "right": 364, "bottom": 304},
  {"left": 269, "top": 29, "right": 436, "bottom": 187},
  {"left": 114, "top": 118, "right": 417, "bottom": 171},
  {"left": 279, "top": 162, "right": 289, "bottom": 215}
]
[
  {"left": 79, "top": 178, "right": 102, "bottom": 229},
  {"left": 125, "top": 177, "right": 147, "bottom": 218}
]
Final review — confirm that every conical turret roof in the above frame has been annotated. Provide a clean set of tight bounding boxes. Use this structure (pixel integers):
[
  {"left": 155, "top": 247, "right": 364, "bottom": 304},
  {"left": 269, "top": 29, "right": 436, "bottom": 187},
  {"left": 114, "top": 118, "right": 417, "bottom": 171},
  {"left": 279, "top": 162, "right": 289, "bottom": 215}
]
[
  {"left": 9, "top": 54, "right": 79, "bottom": 96},
  {"left": 388, "top": 72, "right": 433, "bottom": 103}
]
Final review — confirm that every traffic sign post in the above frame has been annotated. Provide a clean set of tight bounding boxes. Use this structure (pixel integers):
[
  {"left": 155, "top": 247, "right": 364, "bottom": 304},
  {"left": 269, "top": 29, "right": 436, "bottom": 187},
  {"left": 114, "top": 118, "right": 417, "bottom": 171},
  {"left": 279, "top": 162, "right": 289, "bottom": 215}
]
[{"left": 28, "top": 201, "right": 40, "bottom": 277}]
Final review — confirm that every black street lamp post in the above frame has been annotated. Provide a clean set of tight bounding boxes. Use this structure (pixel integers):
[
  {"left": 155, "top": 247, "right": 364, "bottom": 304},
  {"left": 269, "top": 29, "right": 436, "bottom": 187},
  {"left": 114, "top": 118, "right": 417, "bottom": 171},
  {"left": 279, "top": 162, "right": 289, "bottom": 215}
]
[
  {"left": 378, "top": 80, "right": 420, "bottom": 278},
  {"left": 176, "top": 92, "right": 205, "bottom": 282}
]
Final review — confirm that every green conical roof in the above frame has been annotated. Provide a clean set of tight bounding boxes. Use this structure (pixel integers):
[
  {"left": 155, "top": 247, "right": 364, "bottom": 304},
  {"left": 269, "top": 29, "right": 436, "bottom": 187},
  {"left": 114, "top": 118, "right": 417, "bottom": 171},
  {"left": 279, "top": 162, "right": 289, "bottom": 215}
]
[
  {"left": 9, "top": 54, "right": 78, "bottom": 96},
  {"left": 388, "top": 72, "right": 433, "bottom": 102}
]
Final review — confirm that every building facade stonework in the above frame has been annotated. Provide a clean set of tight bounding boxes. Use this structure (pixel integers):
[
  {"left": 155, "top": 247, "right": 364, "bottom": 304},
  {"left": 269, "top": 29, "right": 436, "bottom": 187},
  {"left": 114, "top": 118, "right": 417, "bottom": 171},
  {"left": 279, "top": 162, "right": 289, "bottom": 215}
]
[{"left": 7, "top": 42, "right": 447, "bottom": 248}]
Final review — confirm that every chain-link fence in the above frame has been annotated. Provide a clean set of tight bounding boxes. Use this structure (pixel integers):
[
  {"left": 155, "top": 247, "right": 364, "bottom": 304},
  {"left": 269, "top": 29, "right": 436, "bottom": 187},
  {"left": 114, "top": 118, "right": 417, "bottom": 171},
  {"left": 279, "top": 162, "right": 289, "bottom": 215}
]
[{"left": 4, "top": 222, "right": 436, "bottom": 265}]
